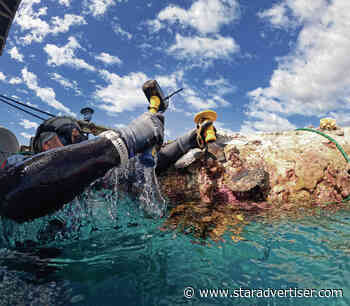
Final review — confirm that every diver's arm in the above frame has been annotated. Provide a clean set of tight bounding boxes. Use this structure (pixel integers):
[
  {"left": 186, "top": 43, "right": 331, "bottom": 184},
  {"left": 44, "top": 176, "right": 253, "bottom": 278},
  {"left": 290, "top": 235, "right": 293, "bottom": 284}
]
[
  {"left": 0, "top": 112, "right": 164, "bottom": 223},
  {"left": 156, "top": 129, "right": 198, "bottom": 175},
  {"left": 0, "top": 137, "right": 121, "bottom": 222}
]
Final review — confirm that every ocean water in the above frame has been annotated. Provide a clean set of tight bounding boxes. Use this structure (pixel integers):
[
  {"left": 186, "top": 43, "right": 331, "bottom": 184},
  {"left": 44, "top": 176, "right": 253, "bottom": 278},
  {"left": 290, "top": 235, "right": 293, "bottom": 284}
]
[{"left": 0, "top": 164, "right": 349, "bottom": 305}]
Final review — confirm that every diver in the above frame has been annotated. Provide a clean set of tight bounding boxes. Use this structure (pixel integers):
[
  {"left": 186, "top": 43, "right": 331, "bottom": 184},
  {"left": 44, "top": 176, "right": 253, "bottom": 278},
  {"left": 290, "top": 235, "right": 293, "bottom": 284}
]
[{"left": 0, "top": 113, "right": 214, "bottom": 223}]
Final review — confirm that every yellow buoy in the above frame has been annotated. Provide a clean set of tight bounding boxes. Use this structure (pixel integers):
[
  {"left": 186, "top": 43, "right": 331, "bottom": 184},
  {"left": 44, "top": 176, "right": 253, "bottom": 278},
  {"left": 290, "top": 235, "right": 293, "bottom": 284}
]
[
  {"left": 194, "top": 110, "right": 217, "bottom": 143},
  {"left": 320, "top": 118, "right": 336, "bottom": 130}
]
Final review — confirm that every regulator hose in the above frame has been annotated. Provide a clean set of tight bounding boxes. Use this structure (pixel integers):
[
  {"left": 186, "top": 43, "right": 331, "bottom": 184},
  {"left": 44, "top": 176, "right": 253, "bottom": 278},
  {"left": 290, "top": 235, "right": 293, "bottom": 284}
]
[{"left": 295, "top": 128, "right": 350, "bottom": 204}]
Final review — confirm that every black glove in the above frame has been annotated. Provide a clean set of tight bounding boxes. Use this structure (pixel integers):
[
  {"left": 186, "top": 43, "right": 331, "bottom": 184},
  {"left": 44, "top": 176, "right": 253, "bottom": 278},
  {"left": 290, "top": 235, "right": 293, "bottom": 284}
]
[
  {"left": 196, "top": 120, "right": 216, "bottom": 149},
  {"left": 155, "top": 120, "right": 215, "bottom": 174},
  {"left": 118, "top": 112, "right": 164, "bottom": 158}
]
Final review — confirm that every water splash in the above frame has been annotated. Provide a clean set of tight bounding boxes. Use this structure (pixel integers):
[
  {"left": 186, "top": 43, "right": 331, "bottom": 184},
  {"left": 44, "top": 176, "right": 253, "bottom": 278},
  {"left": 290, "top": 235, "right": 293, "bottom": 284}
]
[
  {"left": 108, "top": 154, "right": 167, "bottom": 218},
  {"left": 0, "top": 154, "right": 167, "bottom": 248},
  {"left": 133, "top": 155, "right": 167, "bottom": 218}
]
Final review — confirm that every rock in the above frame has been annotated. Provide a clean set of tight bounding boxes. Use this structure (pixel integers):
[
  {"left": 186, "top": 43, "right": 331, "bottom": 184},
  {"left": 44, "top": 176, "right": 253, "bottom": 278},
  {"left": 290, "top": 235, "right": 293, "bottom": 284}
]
[
  {"left": 159, "top": 127, "right": 350, "bottom": 210},
  {"left": 224, "top": 168, "right": 268, "bottom": 192},
  {"left": 174, "top": 148, "right": 204, "bottom": 169},
  {"left": 70, "top": 294, "right": 85, "bottom": 304},
  {"left": 336, "top": 129, "right": 345, "bottom": 136}
]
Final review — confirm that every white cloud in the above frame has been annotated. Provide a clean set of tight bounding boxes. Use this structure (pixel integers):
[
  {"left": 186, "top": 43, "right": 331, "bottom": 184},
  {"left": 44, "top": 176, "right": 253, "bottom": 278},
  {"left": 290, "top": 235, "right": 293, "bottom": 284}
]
[
  {"left": 114, "top": 123, "right": 126, "bottom": 129},
  {"left": 185, "top": 94, "right": 218, "bottom": 110},
  {"left": 50, "top": 73, "right": 82, "bottom": 95},
  {"left": 241, "top": 111, "right": 296, "bottom": 133},
  {"left": 246, "top": 0, "right": 350, "bottom": 131},
  {"left": 25, "top": 101, "right": 38, "bottom": 108},
  {"left": 50, "top": 15, "right": 86, "bottom": 35},
  {"left": 212, "top": 95, "right": 230, "bottom": 107},
  {"left": 181, "top": 89, "right": 231, "bottom": 110},
  {"left": 8, "top": 47, "right": 24, "bottom": 62},
  {"left": 0, "top": 72, "right": 6, "bottom": 81},
  {"left": 146, "top": 19, "right": 164, "bottom": 33},
  {"left": 150, "top": 0, "right": 239, "bottom": 34},
  {"left": 84, "top": 0, "right": 115, "bottom": 17},
  {"left": 15, "top": 1, "right": 86, "bottom": 45},
  {"left": 21, "top": 68, "right": 75, "bottom": 116},
  {"left": 95, "top": 52, "right": 122, "bottom": 65},
  {"left": 21, "top": 132, "right": 34, "bottom": 139},
  {"left": 44, "top": 37, "right": 96, "bottom": 71},
  {"left": 181, "top": 87, "right": 224, "bottom": 110},
  {"left": 59, "top": 0, "right": 71, "bottom": 6},
  {"left": 329, "top": 111, "right": 350, "bottom": 127},
  {"left": 168, "top": 34, "right": 239, "bottom": 62},
  {"left": 204, "top": 77, "right": 236, "bottom": 96},
  {"left": 112, "top": 23, "right": 132, "bottom": 40},
  {"left": 19, "top": 119, "right": 39, "bottom": 130},
  {"left": 9, "top": 77, "right": 23, "bottom": 85},
  {"left": 95, "top": 70, "right": 149, "bottom": 113},
  {"left": 258, "top": 3, "right": 294, "bottom": 29},
  {"left": 155, "top": 70, "right": 184, "bottom": 90},
  {"left": 258, "top": 0, "right": 328, "bottom": 29},
  {"left": 215, "top": 121, "right": 236, "bottom": 134}
]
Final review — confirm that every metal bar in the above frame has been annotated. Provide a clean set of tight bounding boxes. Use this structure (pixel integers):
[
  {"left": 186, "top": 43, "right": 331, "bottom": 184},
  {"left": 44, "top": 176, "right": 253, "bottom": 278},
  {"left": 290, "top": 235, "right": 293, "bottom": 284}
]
[
  {"left": 0, "top": 94, "right": 55, "bottom": 117},
  {"left": 164, "top": 88, "right": 183, "bottom": 101},
  {"left": 0, "top": 98, "right": 46, "bottom": 120}
]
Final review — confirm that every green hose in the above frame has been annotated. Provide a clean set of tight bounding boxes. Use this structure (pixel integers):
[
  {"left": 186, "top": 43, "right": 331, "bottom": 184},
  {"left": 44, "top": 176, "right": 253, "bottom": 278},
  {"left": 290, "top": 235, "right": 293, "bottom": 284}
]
[
  {"left": 295, "top": 127, "right": 350, "bottom": 205},
  {"left": 296, "top": 128, "right": 350, "bottom": 163}
]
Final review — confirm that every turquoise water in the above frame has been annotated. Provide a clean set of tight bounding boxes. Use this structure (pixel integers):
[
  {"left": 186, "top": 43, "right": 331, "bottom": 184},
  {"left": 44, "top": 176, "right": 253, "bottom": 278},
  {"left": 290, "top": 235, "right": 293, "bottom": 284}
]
[
  {"left": 53, "top": 211, "right": 350, "bottom": 306},
  {"left": 0, "top": 161, "right": 349, "bottom": 305},
  {"left": 1, "top": 198, "right": 349, "bottom": 305}
]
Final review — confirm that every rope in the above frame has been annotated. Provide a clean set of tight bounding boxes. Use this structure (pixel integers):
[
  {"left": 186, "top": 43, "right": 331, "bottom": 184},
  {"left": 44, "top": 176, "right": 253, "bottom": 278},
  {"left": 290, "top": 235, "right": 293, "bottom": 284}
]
[{"left": 295, "top": 127, "right": 350, "bottom": 205}]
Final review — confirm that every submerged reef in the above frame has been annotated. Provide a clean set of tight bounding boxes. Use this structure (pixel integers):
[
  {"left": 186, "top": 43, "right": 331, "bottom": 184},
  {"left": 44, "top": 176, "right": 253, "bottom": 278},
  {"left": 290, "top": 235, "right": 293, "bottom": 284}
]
[{"left": 158, "top": 127, "right": 350, "bottom": 241}]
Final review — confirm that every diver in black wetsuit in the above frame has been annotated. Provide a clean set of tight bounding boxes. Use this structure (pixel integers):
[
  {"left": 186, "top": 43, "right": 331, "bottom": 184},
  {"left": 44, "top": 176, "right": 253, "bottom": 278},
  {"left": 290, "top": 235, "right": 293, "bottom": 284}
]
[{"left": 0, "top": 113, "right": 212, "bottom": 223}]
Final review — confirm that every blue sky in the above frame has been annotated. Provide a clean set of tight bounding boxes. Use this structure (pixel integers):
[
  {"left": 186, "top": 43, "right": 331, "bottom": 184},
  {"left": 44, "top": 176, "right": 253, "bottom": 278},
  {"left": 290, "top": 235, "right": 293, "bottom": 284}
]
[{"left": 1, "top": 0, "right": 350, "bottom": 145}]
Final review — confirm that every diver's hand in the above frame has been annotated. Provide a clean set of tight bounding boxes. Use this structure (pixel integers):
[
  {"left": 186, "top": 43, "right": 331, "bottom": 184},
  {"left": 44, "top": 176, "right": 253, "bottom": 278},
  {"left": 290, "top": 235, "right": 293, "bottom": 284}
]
[
  {"left": 196, "top": 120, "right": 216, "bottom": 148},
  {"left": 169, "top": 120, "right": 216, "bottom": 154},
  {"left": 117, "top": 112, "right": 164, "bottom": 157}
]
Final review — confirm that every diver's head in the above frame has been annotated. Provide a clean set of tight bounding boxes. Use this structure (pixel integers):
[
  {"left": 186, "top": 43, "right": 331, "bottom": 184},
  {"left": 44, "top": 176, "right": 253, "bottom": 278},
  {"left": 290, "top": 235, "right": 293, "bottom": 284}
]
[
  {"left": 33, "top": 116, "right": 87, "bottom": 153},
  {"left": 38, "top": 132, "right": 64, "bottom": 151},
  {"left": 56, "top": 123, "right": 85, "bottom": 146}
]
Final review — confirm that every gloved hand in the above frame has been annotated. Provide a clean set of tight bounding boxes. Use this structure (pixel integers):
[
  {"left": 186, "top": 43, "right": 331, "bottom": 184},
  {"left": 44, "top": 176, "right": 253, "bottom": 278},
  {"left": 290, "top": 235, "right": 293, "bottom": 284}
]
[
  {"left": 117, "top": 112, "right": 164, "bottom": 158},
  {"left": 156, "top": 120, "right": 215, "bottom": 174},
  {"left": 171, "top": 119, "right": 215, "bottom": 153},
  {"left": 196, "top": 120, "right": 216, "bottom": 149}
]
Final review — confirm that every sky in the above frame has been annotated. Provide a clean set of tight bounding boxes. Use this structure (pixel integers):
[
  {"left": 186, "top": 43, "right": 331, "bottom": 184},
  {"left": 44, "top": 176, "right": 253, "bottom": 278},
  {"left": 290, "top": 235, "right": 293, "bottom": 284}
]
[{"left": 1, "top": 0, "right": 350, "bottom": 145}]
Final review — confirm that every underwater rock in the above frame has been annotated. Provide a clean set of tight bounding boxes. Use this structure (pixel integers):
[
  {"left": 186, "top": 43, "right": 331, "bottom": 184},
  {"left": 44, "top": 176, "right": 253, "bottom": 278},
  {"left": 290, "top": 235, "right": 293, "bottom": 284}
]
[
  {"left": 0, "top": 248, "right": 70, "bottom": 305},
  {"left": 158, "top": 127, "right": 350, "bottom": 210}
]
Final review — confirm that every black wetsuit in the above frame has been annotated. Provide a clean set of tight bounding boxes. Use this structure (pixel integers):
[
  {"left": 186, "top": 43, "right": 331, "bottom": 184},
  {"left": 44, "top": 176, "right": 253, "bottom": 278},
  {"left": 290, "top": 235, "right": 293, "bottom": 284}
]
[{"left": 0, "top": 136, "right": 184, "bottom": 223}]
